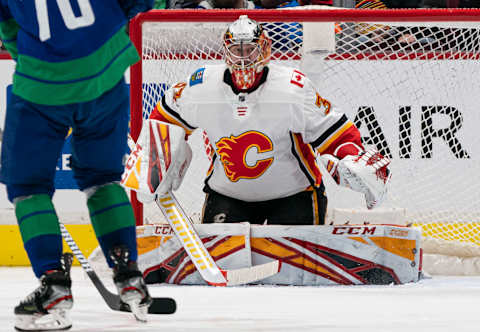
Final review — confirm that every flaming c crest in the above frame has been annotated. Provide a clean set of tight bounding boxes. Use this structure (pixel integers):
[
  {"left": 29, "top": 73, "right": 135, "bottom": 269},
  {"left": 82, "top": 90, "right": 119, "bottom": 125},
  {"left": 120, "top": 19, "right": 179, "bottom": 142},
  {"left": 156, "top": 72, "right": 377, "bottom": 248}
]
[{"left": 216, "top": 131, "right": 274, "bottom": 182}]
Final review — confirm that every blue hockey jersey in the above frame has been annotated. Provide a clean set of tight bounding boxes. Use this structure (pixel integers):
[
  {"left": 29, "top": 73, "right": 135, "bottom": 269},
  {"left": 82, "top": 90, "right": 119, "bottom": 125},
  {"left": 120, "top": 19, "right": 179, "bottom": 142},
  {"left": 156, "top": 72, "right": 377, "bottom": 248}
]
[{"left": 0, "top": 0, "right": 152, "bottom": 105}]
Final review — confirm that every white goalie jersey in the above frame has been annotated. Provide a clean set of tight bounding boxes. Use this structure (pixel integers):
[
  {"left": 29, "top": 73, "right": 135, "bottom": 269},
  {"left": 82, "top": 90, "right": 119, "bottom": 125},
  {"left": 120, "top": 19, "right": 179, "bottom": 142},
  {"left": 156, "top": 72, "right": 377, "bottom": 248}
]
[{"left": 150, "top": 63, "right": 361, "bottom": 202}]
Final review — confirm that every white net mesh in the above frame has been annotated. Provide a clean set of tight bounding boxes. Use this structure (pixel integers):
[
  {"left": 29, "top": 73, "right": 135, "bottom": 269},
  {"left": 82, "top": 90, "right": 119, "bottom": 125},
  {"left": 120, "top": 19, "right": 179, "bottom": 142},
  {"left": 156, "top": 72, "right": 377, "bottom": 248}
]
[{"left": 132, "top": 9, "right": 480, "bottom": 255}]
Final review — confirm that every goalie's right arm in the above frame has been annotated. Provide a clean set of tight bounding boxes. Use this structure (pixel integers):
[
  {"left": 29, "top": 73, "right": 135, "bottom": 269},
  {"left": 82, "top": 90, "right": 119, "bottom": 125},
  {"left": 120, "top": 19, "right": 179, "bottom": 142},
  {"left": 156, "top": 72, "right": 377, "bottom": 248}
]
[
  {"left": 121, "top": 120, "right": 192, "bottom": 203},
  {"left": 294, "top": 75, "right": 391, "bottom": 209}
]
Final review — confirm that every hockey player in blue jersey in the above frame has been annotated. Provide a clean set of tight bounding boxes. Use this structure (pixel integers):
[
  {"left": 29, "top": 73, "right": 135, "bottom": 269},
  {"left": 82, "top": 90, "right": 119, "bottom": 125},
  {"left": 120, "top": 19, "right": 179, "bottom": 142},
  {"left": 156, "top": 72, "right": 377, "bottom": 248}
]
[{"left": 0, "top": 1, "right": 153, "bottom": 330}]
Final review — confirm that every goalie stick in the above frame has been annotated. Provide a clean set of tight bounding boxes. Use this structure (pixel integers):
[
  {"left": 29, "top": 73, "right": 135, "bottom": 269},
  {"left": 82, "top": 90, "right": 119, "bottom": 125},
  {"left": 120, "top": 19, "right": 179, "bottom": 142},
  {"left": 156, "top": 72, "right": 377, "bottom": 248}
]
[
  {"left": 59, "top": 223, "right": 176, "bottom": 315},
  {"left": 156, "top": 191, "right": 281, "bottom": 286}
]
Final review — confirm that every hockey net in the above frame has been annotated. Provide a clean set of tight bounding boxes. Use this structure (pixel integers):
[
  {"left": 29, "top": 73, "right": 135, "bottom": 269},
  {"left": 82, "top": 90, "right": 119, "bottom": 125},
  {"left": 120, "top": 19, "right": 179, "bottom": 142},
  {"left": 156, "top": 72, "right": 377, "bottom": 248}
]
[{"left": 128, "top": 8, "right": 480, "bottom": 274}]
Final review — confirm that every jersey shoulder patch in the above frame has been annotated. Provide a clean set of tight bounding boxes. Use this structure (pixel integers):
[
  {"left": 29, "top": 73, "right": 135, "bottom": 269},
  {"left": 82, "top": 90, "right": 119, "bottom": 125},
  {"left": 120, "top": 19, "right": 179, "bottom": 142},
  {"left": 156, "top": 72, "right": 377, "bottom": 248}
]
[
  {"left": 290, "top": 69, "right": 306, "bottom": 88},
  {"left": 190, "top": 68, "right": 205, "bottom": 86}
]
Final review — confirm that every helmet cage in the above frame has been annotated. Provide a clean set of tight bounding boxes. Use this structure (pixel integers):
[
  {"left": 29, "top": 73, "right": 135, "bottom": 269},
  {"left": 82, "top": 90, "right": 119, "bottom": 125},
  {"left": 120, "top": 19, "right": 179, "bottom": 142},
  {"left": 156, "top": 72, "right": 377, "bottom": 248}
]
[
  {"left": 224, "top": 36, "right": 270, "bottom": 71},
  {"left": 223, "top": 17, "right": 271, "bottom": 90}
]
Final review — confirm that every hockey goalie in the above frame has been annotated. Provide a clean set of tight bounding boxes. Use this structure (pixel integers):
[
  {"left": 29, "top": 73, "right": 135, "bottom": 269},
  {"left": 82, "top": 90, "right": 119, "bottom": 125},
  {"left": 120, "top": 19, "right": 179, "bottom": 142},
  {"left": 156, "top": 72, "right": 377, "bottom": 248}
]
[
  {"left": 135, "top": 15, "right": 391, "bottom": 220},
  {"left": 120, "top": 16, "right": 422, "bottom": 286}
]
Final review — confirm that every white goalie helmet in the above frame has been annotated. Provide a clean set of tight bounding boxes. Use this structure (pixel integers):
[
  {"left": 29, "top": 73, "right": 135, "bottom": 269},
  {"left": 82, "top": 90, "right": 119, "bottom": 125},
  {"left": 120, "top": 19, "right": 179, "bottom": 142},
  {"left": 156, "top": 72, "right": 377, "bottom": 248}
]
[{"left": 223, "top": 15, "right": 272, "bottom": 90}]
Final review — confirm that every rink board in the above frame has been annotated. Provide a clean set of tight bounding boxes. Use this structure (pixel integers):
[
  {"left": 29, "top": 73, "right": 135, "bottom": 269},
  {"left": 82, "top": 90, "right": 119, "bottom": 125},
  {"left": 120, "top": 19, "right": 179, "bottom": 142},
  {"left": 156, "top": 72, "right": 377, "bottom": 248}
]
[{"left": 0, "top": 224, "right": 98, "bottom": 266}]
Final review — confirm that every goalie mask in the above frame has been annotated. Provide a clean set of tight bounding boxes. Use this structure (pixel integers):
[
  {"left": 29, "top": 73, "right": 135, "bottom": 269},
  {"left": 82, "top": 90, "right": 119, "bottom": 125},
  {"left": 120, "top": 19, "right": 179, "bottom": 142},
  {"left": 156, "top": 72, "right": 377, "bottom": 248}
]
[{"left": 223, "top": 15, "right": 271, "bottom": 90}]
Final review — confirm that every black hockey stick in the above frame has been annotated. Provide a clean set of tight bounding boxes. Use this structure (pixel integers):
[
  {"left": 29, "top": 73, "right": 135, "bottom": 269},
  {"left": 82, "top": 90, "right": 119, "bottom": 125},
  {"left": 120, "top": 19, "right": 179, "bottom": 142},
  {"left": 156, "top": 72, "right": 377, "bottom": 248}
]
[{"left": 59, "top": 223, "right": 176, "bottom": 314}]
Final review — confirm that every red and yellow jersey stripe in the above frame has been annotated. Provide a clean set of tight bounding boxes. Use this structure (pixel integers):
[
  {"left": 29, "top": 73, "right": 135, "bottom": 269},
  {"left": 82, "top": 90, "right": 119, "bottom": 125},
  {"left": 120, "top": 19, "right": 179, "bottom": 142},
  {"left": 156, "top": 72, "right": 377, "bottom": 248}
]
[
  {"left": 310, "top": 115, "right": 362, "bottom": 157},
  {"left": 150, "top": 97, "right": 196, "bottom": 137},
  {"left": 290, "top": 133, "right": 322, "bottom": 188}
]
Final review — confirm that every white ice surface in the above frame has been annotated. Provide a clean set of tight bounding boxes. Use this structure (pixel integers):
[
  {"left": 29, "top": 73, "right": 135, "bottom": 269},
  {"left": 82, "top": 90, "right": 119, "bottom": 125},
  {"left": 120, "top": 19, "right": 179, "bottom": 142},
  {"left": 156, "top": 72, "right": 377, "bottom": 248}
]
[{"left": 1, "top": 267, "right": 480, "bottom": 332}]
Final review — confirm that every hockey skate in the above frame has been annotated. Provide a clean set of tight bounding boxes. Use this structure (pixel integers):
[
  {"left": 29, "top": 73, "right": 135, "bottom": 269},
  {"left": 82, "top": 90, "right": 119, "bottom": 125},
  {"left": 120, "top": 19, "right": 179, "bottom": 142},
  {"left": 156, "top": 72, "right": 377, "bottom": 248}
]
[
  {"left": 109, "top": 245, "right": 152, "bottom": 322},
  {"left": 14, "top": 253, "right": 74, "bottom": 331}
]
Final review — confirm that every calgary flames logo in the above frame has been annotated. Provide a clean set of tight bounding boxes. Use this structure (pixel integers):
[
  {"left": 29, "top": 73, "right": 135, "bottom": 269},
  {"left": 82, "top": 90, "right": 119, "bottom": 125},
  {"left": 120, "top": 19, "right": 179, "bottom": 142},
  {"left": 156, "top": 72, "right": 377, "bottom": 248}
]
[{"left": 216, "top": 131, "right": 274, "bottom": 182}]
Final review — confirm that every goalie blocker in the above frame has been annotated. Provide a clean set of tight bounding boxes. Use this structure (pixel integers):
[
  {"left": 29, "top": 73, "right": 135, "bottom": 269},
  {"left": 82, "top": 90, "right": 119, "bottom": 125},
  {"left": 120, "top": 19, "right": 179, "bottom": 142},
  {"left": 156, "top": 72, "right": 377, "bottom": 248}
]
[{"left": 121, "top": 119, "right": 192, "bottom": 202}]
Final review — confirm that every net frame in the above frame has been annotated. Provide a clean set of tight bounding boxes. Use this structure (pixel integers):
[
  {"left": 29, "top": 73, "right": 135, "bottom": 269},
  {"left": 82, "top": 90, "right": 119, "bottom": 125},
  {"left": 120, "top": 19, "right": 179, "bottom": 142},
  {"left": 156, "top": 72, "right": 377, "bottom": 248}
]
[{"left": 128, "top": 8, "right": 480, "bottom": 241}]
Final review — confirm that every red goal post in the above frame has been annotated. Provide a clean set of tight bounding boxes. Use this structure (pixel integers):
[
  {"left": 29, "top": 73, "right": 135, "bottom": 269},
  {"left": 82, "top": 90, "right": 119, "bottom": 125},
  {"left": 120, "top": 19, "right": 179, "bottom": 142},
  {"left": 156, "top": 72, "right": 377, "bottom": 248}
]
[{"left": 128, "top": 9, "right": 480, "bottom": 272}]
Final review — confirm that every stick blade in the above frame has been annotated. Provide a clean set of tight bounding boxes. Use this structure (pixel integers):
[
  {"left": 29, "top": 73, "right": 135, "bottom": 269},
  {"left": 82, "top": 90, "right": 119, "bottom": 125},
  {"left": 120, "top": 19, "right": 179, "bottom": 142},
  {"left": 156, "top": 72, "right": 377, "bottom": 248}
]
[
  {"left": 119, "top": 297, "right": 177, "bottom": 315},
  {"left": 149, "top": 297, "right": 177, "bottom": 314},
  {"left": 225, "top": 260, "right": 281, "bottom": 286}
]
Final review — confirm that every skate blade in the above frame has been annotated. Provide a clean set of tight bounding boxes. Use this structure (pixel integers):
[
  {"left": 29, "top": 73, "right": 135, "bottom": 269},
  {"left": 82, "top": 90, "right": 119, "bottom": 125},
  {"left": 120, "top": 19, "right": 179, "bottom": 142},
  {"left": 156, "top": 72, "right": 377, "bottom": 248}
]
[
  {"left": 125, "top": 298, "right": 148, "bottom": 323},
  {"left": 15, "top": 310, "right": 72, "bottom": 331}
]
